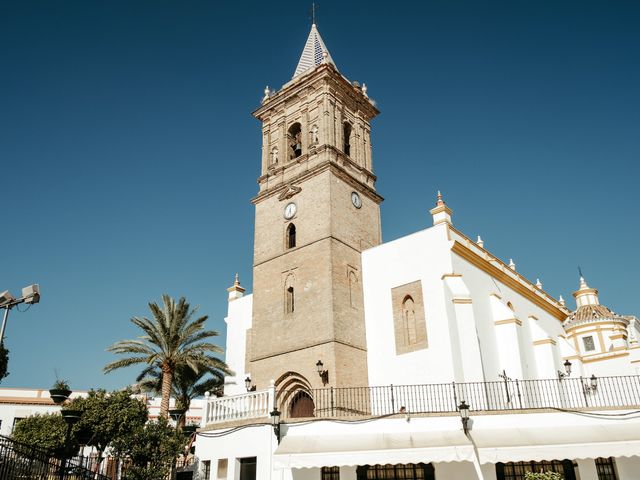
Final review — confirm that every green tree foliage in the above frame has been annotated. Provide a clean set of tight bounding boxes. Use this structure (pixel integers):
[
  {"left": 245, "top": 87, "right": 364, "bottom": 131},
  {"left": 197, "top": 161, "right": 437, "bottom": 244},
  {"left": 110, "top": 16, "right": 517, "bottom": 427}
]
[
  {"left": 525, "top": 472, "right": 563, "bottom": 480},
  {"left": 113, "top": 418, "right": 186, "bottom": 480},
  {"left": 12, "top": 413, "right": 70, "bottom": 453},
  {"left": 104, "top": 295, "right": 231, "bottom": 417},
  {"left": 0, "top": 342, "right": 9, "bottom": 383},
  {"left": 68, "top": 389, "right": 148, "bottom": 462},
  {"left": 138, "top": 363, "right": 225, "bottom": 427}
]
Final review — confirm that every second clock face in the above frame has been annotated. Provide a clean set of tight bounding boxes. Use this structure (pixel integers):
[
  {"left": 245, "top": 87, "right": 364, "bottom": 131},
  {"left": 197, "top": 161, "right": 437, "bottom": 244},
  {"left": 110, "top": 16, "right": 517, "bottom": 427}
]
[
  {"left": 284, "top": 202, "right": 297, "bottom": 219},
  {"left": 351, "top": 192, "right": 362, "bottom": 209}
]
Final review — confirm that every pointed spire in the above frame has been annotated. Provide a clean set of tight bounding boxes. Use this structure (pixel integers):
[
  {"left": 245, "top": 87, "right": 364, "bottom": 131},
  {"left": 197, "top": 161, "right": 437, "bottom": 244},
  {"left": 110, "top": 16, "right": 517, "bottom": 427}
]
[
  {"left": 429, "top": 190, "right": 453, "bottom": 226},
  {"left": 227, "top": 272, "right": 246, "bottom": 302},
  {"left": 573, "top": 275, "right": 600, "bottom": 308},
  {"left": 293, "top": 23, "right": 337, "bottom": 78}
]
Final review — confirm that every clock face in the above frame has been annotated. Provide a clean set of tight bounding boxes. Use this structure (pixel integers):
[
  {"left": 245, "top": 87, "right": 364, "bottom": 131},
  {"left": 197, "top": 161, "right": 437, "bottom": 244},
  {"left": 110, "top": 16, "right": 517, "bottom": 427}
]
[
  {"left": 283, "top": 202, "right": 297, "bottom": 219},
  {"left": 351, "top": 192, "right": 362, "bottom": 209}
]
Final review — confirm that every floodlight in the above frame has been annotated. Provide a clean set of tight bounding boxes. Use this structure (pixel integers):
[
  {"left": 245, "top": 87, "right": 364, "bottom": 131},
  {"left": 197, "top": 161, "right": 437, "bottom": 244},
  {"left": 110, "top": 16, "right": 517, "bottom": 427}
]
[
  {"left": 22, "top": 284, "right": 40, "bottom": 304},
  {"left": 0, "top": 291, "right": 15, "bottom": 307}
]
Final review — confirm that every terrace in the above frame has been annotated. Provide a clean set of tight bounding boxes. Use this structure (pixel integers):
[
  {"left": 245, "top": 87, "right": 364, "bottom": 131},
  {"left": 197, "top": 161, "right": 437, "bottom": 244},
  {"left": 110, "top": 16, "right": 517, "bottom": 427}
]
[{"left": 200, "top": 374, "right": 640, "bottom": 428}]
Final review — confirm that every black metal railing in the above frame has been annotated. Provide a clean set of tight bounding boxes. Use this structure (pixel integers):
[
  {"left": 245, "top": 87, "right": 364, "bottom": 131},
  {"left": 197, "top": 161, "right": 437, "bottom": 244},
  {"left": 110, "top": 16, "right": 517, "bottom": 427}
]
[
  {"left": 279, "top": 375, "right": 640, "bottom": 419},
  {"left": 0, "top": 435, "right": 110, "bottom": 480}
]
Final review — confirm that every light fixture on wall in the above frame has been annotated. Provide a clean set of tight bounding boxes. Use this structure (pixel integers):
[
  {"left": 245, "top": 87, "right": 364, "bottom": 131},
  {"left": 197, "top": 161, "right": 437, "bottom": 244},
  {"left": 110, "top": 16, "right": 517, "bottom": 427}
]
[
  {"left": 557, "top": 359, "right": 572, "bottom": 380},
  {"left": 458, "top": 400, "right": 470, "bottom": 435},
  {"left": 270, "top": 408, "right": 281, "bottom": 444},
  {"left": 316, "top": 360, "right": 329, "bottom": 385},
  {"left": 245, "top": 376, "right": 256, "bottom": 392},
  {"left": 583, "top": 374, "right": 598, "bottom": 394}
]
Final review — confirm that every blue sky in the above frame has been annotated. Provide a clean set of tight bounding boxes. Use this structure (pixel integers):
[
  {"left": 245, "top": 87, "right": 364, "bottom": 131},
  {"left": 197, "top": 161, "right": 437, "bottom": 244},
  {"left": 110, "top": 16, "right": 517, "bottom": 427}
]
[{"left": 1, "top": 1, "right": 638, "bottom": 391}]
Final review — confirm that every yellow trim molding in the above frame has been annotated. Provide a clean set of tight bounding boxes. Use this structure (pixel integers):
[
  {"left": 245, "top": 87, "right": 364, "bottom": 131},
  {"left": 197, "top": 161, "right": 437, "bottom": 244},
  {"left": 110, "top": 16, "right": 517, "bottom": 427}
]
[
  {"left": 582, "top": 352, "right": 629, "bottom": 363},
  {"left": 452, "top": 298, "right": 473, "bottom": 304},
  {"left": 494, "top": 318, "right": 523, "bottom": 326},
  {"left": 533, "top": 338, "right": 557, "bottom": 346},
  {"left": 451, "top": 240, "right": 566, "bottom": 321},
  {"left": 441, "top": 273, "right": 463, "bottom": 279}
]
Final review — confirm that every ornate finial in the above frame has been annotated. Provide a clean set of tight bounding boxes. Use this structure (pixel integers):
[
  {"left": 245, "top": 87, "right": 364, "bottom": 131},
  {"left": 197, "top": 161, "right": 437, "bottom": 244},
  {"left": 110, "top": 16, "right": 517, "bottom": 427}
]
[
  {"left": 535, "top": 279, "right": 543, "bottom": 289},
  {"left": 476, "top": 236, "right": 484, "bottom": 248},
  {"left": 436, "top": 190, "right": 445, "bottom": 206},
  {"left": 508, "top": 259, "right": 516, "bottom": 271},
  {"left": 234, "top": 273, "right": 240, "bottom": 286},
  {"left": 262, "top": 86, "right": 270, "bottom": 103},
  {"left": 362, "top": 83, "right": 368, "bottom": 98},
  {"left": 311, "top": 3, "right": 317, "bottom": 26},
  {"left": 559, "top": 295, "right": 566, "bottom": 307}
]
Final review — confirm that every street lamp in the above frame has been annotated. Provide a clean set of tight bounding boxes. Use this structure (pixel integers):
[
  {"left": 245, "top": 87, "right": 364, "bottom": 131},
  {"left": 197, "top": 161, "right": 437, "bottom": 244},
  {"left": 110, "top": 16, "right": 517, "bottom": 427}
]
[
  {"left": 458, "top": 400, "right": 470, "bottom": 435},
  {"left": 245, "top": 376, "right": 256, "bottom": 392},
  {"left": 558, "top": 359, "right": 572, "bottom": 380},
  {"left": 270, "top": 408, "right": 281, "bottom": 443},
  {"left": 316, "top": 360, "right": 329, "bottom": 385},
  {"left": 0, "top": 284, "right": 40, "bottom": 342}
]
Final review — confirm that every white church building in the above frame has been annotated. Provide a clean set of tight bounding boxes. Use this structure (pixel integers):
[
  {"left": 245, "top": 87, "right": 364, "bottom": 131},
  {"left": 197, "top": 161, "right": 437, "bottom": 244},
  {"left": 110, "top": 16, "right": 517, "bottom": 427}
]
[{"left": 194, "top": 23, "right": 640, "bottom": 480}]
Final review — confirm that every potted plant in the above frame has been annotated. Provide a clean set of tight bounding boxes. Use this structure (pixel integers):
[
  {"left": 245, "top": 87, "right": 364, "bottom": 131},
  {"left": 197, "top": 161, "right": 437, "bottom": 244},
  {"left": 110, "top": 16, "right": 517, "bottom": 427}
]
[
  {"left": 49, "top": 379, "right": 71, "bottom": 404},
  {"left": 525, "top": 473, "right": 563, "bottom": 480}
]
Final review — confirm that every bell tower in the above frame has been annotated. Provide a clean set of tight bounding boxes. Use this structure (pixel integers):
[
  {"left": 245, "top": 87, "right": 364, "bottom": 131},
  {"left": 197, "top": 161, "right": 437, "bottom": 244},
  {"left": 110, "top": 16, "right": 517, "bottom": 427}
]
[{"left": 248, "top": 24, "right": 382, "bottom": 391}]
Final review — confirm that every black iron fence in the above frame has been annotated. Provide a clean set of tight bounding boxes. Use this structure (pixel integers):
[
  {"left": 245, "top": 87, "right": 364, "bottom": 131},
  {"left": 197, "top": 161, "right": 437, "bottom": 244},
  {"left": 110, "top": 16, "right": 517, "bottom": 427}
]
[
  {"left": 279, "top": 375, "right": 640, "bottom": 419},
  {"left": 0, "top": 435, "right": 110, "bottom": 480}
]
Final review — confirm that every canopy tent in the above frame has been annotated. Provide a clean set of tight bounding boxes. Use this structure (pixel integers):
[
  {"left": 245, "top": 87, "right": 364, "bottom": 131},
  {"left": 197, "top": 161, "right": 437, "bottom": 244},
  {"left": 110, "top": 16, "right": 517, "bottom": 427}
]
[
  {"left": 473, "top": 422, "right": 640, "bottom": 464},
  {"left": 273, "top": 430, "right": 475, "bottom": 469},
  {"left": 273, "top": 416, "right": 640, "bottom": 470}
]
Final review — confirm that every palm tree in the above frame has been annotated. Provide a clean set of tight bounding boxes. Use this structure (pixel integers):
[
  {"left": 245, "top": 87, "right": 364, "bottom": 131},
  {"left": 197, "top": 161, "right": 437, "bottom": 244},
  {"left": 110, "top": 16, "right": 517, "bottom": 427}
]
[
  {"left": 138, "top": 363, "right": 225, "bottom": 427},
  {"left": 104, "top": 294, "right": 231, "bottom": 418}
]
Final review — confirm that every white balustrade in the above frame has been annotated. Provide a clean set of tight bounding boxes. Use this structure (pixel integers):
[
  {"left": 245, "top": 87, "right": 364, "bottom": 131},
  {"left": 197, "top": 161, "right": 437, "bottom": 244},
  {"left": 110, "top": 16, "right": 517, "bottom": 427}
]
[{"left": 201, "top": 388, "right": 271, "bottom": 426}]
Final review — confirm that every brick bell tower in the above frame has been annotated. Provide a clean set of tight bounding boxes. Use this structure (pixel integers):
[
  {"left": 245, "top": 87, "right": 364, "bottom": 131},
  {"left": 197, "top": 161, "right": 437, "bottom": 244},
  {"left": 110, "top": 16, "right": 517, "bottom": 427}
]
[{"left": 247, "top": 23, "right": 382, "bottom": 395}]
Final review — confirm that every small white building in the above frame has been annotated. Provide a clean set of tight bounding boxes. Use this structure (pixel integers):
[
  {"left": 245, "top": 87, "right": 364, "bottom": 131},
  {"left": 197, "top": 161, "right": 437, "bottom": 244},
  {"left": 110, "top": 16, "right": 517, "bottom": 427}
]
[{"left": 195, "top": 22, "right": 640, "bottom": 480}]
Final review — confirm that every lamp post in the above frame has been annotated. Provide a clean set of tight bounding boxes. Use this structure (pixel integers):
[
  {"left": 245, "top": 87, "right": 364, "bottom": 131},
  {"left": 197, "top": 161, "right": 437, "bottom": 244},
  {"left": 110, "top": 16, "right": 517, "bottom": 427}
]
[
  {"left": 557, "top": 359, "right": 572, "bottom": 380},
  {"left": 458, "top": 400, "right": 470, "bottom": 435},
  {"left": 0, "top": 284, "right": 40, "bottom": 342},
  {"left": 270, "top": 408, "right": 281, "bottom": 444},
  {"left": 60, "top": 408, "right": 82, "bottom": 480}
]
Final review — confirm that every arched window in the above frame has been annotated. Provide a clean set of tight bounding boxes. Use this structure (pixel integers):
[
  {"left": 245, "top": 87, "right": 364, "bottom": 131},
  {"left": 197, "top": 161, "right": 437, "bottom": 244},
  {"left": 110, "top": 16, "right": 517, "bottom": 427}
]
[
  {"left": 288, "top": 123, "right": 302, "bottom": 159},
  {"left": 343, "top": 122, "right": 352, "bottom": 156},
  {"left": 286, "top": 286, "right": 295, "bottom": 314},
  {"left": 289, "top": 390, "right": 315, "bottom": 418},
  {"left": 402, "top": 295, "right": 417, "bottom": 346},
  {"left": 349, "top": 270, "right": 358, "bottom": 308},
  {"left": 287, "top": 223, "right": 296, "bottom": 249},
  {"left": 284, "top": 274, "right": 295, "bottom": 314}
]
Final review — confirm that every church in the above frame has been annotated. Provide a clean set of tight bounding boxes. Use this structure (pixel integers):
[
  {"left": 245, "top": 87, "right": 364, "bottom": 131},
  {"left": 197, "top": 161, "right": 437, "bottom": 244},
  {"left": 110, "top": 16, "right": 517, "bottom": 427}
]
[{"left": 194, "top": 23, "right": 640, "bottom": 480}]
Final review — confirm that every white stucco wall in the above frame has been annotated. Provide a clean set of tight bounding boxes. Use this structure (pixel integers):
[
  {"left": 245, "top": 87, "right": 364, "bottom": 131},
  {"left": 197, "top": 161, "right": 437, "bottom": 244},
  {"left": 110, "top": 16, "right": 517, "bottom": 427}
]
[
  {"left": 223, "top": 294, "right": 253, "bottom": 396},
  {"left": 196, "top": 424, "right": 276, "bottom": 480},
  {"left": 362, "top": 223, "right": 457, "bottom": 387}
]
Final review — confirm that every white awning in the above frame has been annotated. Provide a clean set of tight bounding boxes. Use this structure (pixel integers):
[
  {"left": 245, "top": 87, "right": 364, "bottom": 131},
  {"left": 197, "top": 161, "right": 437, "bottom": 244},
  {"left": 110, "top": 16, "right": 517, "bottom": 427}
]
[
  {"left": 474, "top": 422, "right": 640, "bottom": 464},
  {"left": 273, "top": 430, "right": 475, "bottom": 469}
]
